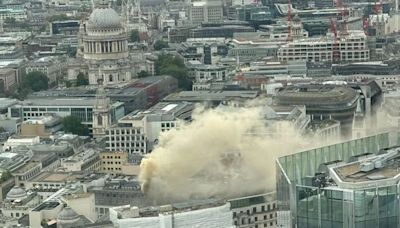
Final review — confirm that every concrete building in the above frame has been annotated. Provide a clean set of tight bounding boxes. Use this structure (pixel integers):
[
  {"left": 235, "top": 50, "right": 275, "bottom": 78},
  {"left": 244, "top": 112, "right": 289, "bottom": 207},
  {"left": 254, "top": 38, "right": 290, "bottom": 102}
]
[
  {"left": 99, "top": 151, "right": 139, "bottom": 176},
  {"left": 0, "top": 68, "right": 17, "bottom": 93},
  {"left": 60, "top": 149, "right": 101, "bottom": 172},
  {"left": 109, "top": 199, "right": 234, "bottom": 228},
  {"left": 7, "top": 98, "right": 125, "bottom": 135},
  {"left": 277, "top": 30, "right": 370, "bottom": 63},
  {"left": 276, "top": 132, "right": 400, "bottom": 228},
  {"left": 0, "top": 8, "right": 26, "bottom": 21},
  {"left": 188, "top": 0, "right": 224, "bottom": 26},
  {"left": 164, "top": 90, "right": 259, "bottom": 107},
  {"left": 105, "top": 101, "right": 195, "bottom": 153},
  {"left": 26, "top": 56, "right": 65, "bottom": 86},
  {"left": 0, "top": 186, "right": 41, "bottom": 227},
  {"left": 229, "top": 192, "right": 278, "bottom": 228},
  {"left": 20, "top": 115, "right": 63, "bottom": 138},
  {"left": 68, "top": 2, "right": 133, "bottom": 85},
  {"left": 273, "top": 84, "right": 360, "bottom": 138},
  {"left": 88, "top": 176, "right": 147, "bottom": 216}
]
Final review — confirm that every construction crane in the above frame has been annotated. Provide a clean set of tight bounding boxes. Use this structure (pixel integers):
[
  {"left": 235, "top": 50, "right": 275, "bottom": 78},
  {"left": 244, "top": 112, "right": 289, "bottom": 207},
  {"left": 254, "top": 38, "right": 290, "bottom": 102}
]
[
  {"left": 330, "top": 18, "right": 340, "bottom": 63},
  {"left": 334, "top": 0, "right": 348, "bottom": 36},
  {"left": 287, "top": 0, "right": 292, "bottom": 41}
]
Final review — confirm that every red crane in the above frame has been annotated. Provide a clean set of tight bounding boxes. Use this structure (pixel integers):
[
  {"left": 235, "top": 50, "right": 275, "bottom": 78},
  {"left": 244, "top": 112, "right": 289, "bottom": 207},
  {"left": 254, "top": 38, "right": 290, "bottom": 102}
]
[
  {"left": 287, "top": 0, "right": 292, "bottom": 41},
  {"left": 330, "top": 18, "right": 340, "bottom": 63},
  {"left": 335, "top": 0, "right": 348, "bottom": 36}
]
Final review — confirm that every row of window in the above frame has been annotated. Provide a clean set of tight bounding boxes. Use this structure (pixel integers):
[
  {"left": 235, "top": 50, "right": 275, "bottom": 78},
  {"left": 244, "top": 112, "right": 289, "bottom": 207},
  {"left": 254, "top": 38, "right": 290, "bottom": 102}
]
[
  {"left": 102, "top": 155, "right": 122, "bottom": 159},
  {"left": 103, "top": 161, "right": 122, "bottom": 165}
]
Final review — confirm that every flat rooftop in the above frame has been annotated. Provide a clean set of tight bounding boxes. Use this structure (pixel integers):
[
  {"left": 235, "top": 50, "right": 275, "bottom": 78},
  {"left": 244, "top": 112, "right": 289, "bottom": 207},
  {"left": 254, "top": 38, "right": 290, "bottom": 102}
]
[
  {"left": 331, "top": 148, "right": 400, "bottom": 189},
  {"left": 30, "top": 171, "right": 83, "bottom": 183},
  {"left": 164, "top": 91, "right": 259, "bottom": 102}
]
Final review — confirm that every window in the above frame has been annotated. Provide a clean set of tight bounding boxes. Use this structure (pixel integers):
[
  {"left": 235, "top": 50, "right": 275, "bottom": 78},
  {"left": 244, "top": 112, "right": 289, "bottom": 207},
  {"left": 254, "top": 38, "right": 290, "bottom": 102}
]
[
  {"left": 262, "top": 205, "right": 265, "bottom": 211},
  {"left": 253, "top": 207, "right": 257, "bottom": 213}
]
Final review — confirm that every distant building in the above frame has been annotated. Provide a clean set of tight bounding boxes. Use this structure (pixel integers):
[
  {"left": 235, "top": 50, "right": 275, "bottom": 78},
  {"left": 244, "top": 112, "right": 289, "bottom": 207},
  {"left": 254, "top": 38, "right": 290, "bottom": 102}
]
[
  {"left": 274, "top": 84, "right": 359, "bottom": 137},
  {"left": 20, "top": 115, "right": 63, "bottom": 138},
  {"left": 278, "top": 31, "right": 369, "bottom": 63},
  {"left": 69, "top": 2, "right": 133, "bottom": 85},
  {"left": 60, "top": 149, "right": 101, "bottom": 172},
  {"left": 7, "top": 98, "right": 125, "bottom": 135},
  {"left": 26, "top": 56, "right": 65, "bottom": 86},
  {"left": 188, "top": 0, "right": 224, "bottom": 26},
  {"left": 0, "top": 68, "right": 17, "bottom": 93}
]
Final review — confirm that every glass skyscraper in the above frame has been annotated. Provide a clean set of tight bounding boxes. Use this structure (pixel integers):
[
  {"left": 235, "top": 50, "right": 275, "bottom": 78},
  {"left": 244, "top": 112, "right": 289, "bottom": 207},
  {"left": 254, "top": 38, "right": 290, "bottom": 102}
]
[{"left": 276, "top": 132, "right": 400, "bottom": 228}]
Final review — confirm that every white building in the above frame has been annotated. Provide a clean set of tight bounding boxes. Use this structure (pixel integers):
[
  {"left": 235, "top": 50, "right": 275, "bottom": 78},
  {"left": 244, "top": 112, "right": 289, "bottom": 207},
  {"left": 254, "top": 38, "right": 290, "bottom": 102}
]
[
  {"left": 0, "top": 186, "right": 41, "bottom": 227},
  {"left": 189, "top": 0, "right": 224, "bottom": 26},
  {"left": 109, "top": 200, "right": 234, "bottom": 228},
  {"left": 105, "top": 102, "right": 194, "bottom": 153},
  {"left": 0, "top": 9, "right": 26, "bottom": 21},
  {"left": 277, "top": 30, "right": 370, "bottom": 63},
  {"left": 60, "top": 149, "right": 101, "bottom": 172}
]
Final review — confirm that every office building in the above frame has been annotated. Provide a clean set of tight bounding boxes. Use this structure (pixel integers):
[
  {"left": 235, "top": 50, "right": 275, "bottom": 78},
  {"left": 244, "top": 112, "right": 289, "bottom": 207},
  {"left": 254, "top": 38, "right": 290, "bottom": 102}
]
[
  {"left": 229, "top": 192, "right": 278, "bottom": 228},
  {"left": 273, "top": 84, "right": 359, "bottom": 137},
  {"left": 7, "top": 98, "right": 125, "bottom": 135},
  {"left": 105, "top": 101, "right": 195, "bottom": 153},
  {"left": 278, "top": 31, "right": 369, "bottom": 63},
  {"left": 20, "top": 115, "right": 63, "bottom": 138},
  {"left": 26, "top": 56, "right": 65, "bottom": 86},
  {"left": 99, "top": 151, "right": 140, "bottom": 175},
  {"left": 109, "top": 199, "right": 233, "bottom": 228},
  {"left": 188, "top": 0, "right": 224, "bottom": 26},
  {"left": 276, "top": 131, "right": 400, "bottom": 228}
]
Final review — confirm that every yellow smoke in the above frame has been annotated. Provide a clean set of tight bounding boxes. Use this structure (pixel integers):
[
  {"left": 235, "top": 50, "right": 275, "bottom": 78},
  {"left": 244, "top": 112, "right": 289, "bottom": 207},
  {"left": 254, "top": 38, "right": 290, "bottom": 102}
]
[{"left": 139, "top": 104, "right": 320, "bottom": 204}]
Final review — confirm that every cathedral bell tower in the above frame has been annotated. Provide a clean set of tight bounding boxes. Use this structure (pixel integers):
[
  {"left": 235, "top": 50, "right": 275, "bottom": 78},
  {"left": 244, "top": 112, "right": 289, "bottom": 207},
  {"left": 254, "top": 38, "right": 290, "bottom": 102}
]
[{"left": 92, "top": 79, "right": 111, "bottom": 139}]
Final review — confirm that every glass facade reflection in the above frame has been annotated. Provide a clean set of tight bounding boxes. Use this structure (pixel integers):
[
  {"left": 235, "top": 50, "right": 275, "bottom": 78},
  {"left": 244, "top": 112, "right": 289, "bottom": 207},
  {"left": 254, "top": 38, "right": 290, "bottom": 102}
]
[{"left": 276, "top": 132, "right": 400, "bottom": 228}]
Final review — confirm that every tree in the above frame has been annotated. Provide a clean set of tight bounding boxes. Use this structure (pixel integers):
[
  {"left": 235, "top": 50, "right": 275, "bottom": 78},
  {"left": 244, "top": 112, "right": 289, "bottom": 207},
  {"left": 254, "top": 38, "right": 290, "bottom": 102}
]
[
  {"left": 49, "top": 14, "right": 68, "bottom": 22},
  {"left": 62, "top": 116, "right": 89, "bottom": 136},
  {"left": 153, "top": 40, "right": 169, "bottom": 51},
  {"left": 137, "top": 70, "right": 150, "bottom": 78},
  {"left": 23, "top": 71, "right": 49, "bottom": 92},
  {"left": 76, "top": 72, "right": 89, "bottom": 86},
  {"left": 0, "top": 170, "right": 12, "bottom": 184},
  {"left": 130, "top": 30, "right": 140, "bottom": 43},
  {"left": 155, "top": 54, "right": 192, "bottom": 90}
]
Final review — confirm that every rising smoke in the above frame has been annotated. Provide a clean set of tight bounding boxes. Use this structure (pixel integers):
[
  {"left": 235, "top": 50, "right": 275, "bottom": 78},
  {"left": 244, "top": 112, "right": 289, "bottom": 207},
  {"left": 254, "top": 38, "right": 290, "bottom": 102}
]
[{"left": 139, "top": 103, "right": 323, "bottom": 204}]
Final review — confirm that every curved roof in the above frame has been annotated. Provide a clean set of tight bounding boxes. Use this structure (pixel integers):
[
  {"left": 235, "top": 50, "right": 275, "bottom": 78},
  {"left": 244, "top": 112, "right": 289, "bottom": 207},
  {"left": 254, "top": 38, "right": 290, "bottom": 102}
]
[
  {"left": 57, "top": 206, "right": 80, "bottom": 223},
  {"left": 87, "top": 7, "right": 121, "bottom": 30},
  {"left": 274, "top": 85, "right": 359, "bottom": 109},
  {"left": 6, "top": 186, "right": 27, "bottom": 201}
]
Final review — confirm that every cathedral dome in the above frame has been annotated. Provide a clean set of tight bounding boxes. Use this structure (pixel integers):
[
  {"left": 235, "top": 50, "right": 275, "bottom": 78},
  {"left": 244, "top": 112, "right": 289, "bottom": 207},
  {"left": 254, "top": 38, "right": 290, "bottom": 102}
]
[
  {"left": 6, "top": 186, "right": 27, "bottom": 201},
  {"left": 87, "top": 7, "right": 122, "bottom": 30},
  {"left": 57, "top": 206, "right": 80, "bottom": 224}
]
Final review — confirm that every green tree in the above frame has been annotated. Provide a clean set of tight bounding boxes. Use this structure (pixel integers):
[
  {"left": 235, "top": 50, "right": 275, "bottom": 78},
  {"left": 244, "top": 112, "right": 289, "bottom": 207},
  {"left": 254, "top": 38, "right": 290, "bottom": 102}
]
[
  {"left": 155, "top": 54, "right": 192, "bottom": 90},
  {"left": 76, "top": 72, "right": 89, "bottom": 86},
  {"left": 62, "top": 116, "right": 89, "bottom": 136},
  {"left": 153, "top": 40, "right": 169, "bottom": 50},
  {"left": 137, "top": 70, "right": 150, "bottom": 78},
  {"left": 49, "top": 14, "right": 69, "bottom": 22},
  {"left": 23, "top": 71, "right": 49, "bottom": 92},
  {"left": 130, "top": 30, "right": 140, "bottom": 42},
  {"left": 0, "top": 170, "right": 12, "bottom": 184}
]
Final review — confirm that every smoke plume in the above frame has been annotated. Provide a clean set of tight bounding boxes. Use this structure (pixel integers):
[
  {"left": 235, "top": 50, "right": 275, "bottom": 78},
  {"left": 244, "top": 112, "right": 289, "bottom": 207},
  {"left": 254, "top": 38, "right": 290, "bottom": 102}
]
[{"left": 139, "top": 104, "right": 320, "bottom": 204}]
